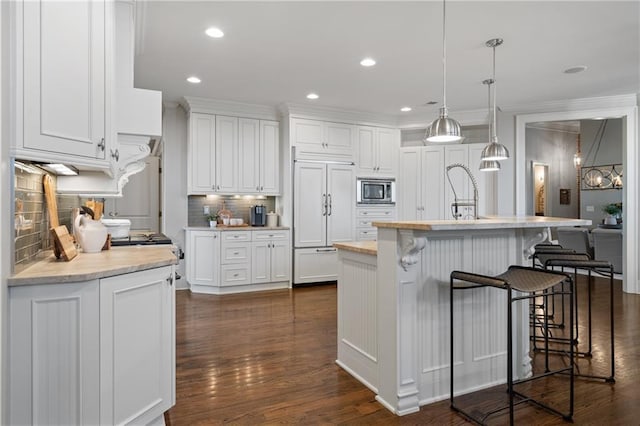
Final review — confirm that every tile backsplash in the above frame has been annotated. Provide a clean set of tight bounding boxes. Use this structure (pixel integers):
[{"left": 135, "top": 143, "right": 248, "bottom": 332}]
[{"left": 188, "top": 195, "right": 276, "bottom": 227}]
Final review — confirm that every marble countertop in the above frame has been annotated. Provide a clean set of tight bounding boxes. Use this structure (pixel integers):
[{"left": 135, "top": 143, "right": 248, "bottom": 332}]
[
  {"left": 9, "top": 246, "right": 178, "bottom": 287},
  {"left": 373, "top": 216, "right": 591, "bottom": 231},
  {"left": 334, "top": 241, "right": 377, "bottom": 256},
  {"left": 185, "top": 226, "right": 290, "bottom": 231}
]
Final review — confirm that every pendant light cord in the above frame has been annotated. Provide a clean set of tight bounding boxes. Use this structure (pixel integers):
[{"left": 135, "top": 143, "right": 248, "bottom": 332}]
[
  {"left": 491, "top": 43, "right": 497, "bottom": 141},
  {"left": 442, "top": 0, "right": 447, "bottom": 109}
]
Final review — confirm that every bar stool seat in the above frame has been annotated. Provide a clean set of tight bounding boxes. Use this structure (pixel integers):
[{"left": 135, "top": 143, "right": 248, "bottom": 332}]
[{"left": 450, "top": 265, "right": 574, "bottom": 425}]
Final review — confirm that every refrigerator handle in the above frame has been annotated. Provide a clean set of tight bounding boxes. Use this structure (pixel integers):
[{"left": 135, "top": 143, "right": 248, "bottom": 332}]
[
  {"left": 328, "top": 194, "right": 332, "bottom": 216},
  {"left": 322, "top": 194, "right": 327, "bottom": 216}
]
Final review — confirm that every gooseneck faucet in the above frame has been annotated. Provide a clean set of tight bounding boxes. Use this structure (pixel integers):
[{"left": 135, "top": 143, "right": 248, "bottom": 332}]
[{"left": 445, "top": 163, "right": 479, "bottom": 220}]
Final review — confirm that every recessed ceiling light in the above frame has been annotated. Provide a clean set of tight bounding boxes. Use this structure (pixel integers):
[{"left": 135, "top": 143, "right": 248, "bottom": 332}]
[
  {"left": 563, "top": 65, "right": 587, "bottom": 74},
  {"left": 306, "top": 93, "right": 319, "bottom": 100},
  {"left": 187, "top": 76, "right": 201, "bottom": 84},
  {"left": 400, "top": 107, "right": 412, "bottom": 112},
  {"left": 360, "top": 58, "right": 376, "bottom": 67},
  {"left": 205, "top": 27, "right": 224, "bottom": 38}
]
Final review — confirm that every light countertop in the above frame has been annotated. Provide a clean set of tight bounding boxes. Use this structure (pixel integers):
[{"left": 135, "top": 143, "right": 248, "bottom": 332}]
[
  {"left": 9, "top": 246, "right": 178, "bottom": 287},
  {"left": 373, "top": 216, "right": 591, "bottom": 231},
  {"left": 334, "top": 241, "right": 377, "bottom": 256},
  {"left": 185, "top": 226, "right": 290, "bottom": 231}
]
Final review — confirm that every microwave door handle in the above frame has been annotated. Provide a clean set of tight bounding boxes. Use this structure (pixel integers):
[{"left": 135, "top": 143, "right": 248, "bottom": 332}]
[
  {"left": 390, "top": 181, "right": 396, "bottom": 203},
  {"left": 356, "top": 182, "right": 362, "bottom": 204}
]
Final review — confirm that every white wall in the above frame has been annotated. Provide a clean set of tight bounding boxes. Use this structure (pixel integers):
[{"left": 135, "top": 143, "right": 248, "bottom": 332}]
[
  {"left": 0, "top": 0, "right": 9, "bottom": 419},
  {"left": 161, "top": 105, "right": 188, "bottom": 289}
]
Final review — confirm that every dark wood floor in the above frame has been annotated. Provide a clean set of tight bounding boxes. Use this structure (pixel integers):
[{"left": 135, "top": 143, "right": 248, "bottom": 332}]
[{"left": 165, "top": 276, "right": 640, "bottom": 425}]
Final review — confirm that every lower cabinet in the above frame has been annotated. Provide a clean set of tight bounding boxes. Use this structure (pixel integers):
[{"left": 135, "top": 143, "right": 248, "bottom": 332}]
[
  {"left": 8, "top": 265, "right": 175, "bottom": 426},
  {"left": 186, "top": 229, "right": 290, "bottom": 294},
  {"left": 293, "top": 247, "right": 339, "bottom": 284}
]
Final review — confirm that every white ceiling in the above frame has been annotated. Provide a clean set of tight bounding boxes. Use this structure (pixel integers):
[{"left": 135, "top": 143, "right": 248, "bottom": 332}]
[{"left": 134, "top": 1, "right": 639, "bottom": 120}]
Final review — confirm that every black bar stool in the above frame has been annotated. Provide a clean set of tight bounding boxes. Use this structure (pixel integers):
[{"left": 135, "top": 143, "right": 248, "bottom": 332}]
[
  {"left": 450, "top": 265, "right": 574, "bottom": 425},
  {"left": 540, "top": 254, "right": 615, "bottom": 383}
]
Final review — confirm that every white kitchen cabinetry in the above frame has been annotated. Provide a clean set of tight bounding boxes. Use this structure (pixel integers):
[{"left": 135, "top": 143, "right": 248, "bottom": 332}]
[
  {"left": 398, "top": 144, "right": 495, "bottom": 221},
  {"left": 252, "top": 231, "right": 290, "bottom": 283},
  {"left": 356, "top": 126, "right": 399, "bottom": 176},
  {"left": 355, "top": 206, "right": 396, "bottom": 241},
  {"left": 292, "top": 118, "right": 355, "bottom": 160},
  {"left": 186, "top": 229, "right": 290, "bottom": 294},
  {"left": 16, "top": 0, "right": 109, "bottom": 166},
  {"left": 9, "top": 265, "right": 175, "bottom": 426},
  {"left": 220, "top": 231, "right": 252, "bottom": 286},
  {"left": 186, "top": 230, "right": 220, "bottom": 292},
  {"left": 99, "top": 266, "right": 175, "bottom": 425},
  {"left": 238, "top": 119, "right": 280, "bottom": 194},
  {"left": 187, "top": 112, "right": 280, "bottom": 195}
]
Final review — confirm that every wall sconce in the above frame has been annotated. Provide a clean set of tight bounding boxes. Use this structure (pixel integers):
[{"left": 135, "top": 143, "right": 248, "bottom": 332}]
[{"left": 573, "top": 153, "right": 581, "bottom": 168}]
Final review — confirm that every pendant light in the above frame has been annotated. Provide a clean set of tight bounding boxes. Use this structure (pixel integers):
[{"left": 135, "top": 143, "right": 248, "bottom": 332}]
[
  {"left": 425, "top": 0, "right": 462, "bottom": 143},
  {"left": 480, "top": 38, "right": 509, "bottom": 161},
  {"left": 479, "top": 78, "right": 500, "bottom": 171}
]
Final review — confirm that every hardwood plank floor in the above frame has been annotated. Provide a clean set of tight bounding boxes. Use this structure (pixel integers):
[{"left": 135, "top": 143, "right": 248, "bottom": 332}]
[{"left": 165, "top": 276, "right": 639, "bottom": 425}]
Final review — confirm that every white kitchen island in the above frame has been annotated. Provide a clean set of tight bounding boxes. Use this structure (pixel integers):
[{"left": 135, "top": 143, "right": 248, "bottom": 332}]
[{"left": 334, "top": 216, "right": 590, "bottom": 416}]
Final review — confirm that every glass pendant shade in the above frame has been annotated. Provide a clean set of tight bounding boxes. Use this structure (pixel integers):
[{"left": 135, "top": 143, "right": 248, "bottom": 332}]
[
  {"left": 481, "top": 140, "right": 509, "bottom": 161},
  {"left": 426, "top": 107, "right": 462, "bottom": 142},
  {"left": 479, "top": 159, "right": 500, "bottom": 171}
]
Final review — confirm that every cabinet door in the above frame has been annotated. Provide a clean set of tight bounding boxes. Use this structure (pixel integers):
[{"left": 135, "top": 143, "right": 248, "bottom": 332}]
[
  {"left": 23, "top": 0, "right": 106, "bottom": 160},
  {"left": 356, "top": 126, "right": 376, "bottom": 175},
  {"left": 104, "top": 156, "right": 160, "bottom": 230},
  {"left": 100, "top": 266, "right": 174, "bottom": 425},
  {"left": 443, "top": 145, "right": 470, "bottom": 219},
  {"left": 186, "top": 231, "right": 219, "bottom": 286},
  {"left": 376, "top": 128, "right": 399, "bottom": 176},
  {"left": 251, "top": 241, "right": 271, "bottom": 283},
  {"left": 260, "top": 120, "right": 280, "bottom": 194},
  {"left": 398, "top": 148, "right": 422, "bottom": 220},
  {"left": 238, "top": 118, "right": 260, "bottom": 193},
  {"left": 188, "top": 113, "right": 216, "bottom": 193},
  {"left": 9, "top": 281, "right": 100, "bottom": 426},
  {"left": 292, "top": 118, "right": 324, "bottom": 156},
  {"left": 327, "top": 164, "right": 355, "bottom": 244},
  {"left": 325, "top": 122, "right": 355, "bottom": 159},
  {"left": 215, "top": 115, "right": 238, "bottom": 193},
  {"left": 294, "top": 162, "right": 327, "bottom": 247},
  {"left": 270, "top": 239, "right": 290, "bottom": 281},
  {"left": 422, "top": 147, "right": 445, "bottom": 220}
]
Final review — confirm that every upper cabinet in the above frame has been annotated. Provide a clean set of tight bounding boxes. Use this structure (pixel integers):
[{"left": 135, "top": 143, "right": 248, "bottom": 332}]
[
  {"left": 356, "top": 126, "right": 399, "bottom": 176},
  {"left": 11, "top": 0, "right": 162, "bottom": 196},
  {"left": 292, "top": 118, "right": 355, "bottom": 161},
  {"left": 185, "top": 104, "right": 281, "bottom": 195},
  {"left": 17, "top": 0, "right": 110, "bottom": 166}
]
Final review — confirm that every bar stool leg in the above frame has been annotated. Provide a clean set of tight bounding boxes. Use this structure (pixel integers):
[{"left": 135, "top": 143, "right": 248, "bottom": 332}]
[{"left": 507, "top": 287, "right": 514, "bottom": 425}]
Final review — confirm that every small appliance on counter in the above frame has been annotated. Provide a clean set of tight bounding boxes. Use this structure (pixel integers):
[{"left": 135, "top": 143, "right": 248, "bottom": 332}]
[
  {"left": 266, "top": 211, "right": 279, "bottom": 227},
  {"left": 110, "top": 232, "right": 173, "bottom": 247},
  {"left": 250, "top": 205, "right": 266, "bottom": 227}
]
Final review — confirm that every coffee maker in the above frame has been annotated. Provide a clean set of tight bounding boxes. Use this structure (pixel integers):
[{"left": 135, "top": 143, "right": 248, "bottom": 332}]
[{"left": 250, "top": 205, "right": 266, "bottom": 226}]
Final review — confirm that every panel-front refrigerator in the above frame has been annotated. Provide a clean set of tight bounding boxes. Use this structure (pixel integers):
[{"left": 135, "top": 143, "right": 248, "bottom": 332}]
[{"left": 293, "top": 161, "right": 355, "bottom": 284}]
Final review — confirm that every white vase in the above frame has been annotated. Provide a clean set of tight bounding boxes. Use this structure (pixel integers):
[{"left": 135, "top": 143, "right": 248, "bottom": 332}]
[
  {"left": 604, "top": 215, "right": 617, "bottom": 225},
  {"left": 209, "top": 221, "right": 217, "bottom": 228}
]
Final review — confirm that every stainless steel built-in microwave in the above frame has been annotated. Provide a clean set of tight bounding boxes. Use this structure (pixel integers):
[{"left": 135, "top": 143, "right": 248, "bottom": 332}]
[{"left": 356, "top": 178, "right": 396, "bottom": 205}]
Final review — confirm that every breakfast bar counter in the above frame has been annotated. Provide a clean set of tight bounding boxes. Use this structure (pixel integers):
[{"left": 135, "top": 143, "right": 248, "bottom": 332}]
[{"left": 335, "top": 216, "right": 590, "bottom": 416}]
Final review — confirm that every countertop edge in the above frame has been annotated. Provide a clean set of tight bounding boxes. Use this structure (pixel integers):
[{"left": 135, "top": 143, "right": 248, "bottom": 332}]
[
  {"left": 373, "top": 216, "right": 591, "bottom": 231},
  {"left": 184, "top": 226, "right": 290, "bottom": 231},
  {"left": 334, "top": 241, "right": 377, "bottom": 256}
]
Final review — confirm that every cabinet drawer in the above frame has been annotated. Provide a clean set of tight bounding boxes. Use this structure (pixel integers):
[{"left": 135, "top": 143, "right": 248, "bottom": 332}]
[
  {"left": 357, "top": 219, "right": 374, "bottom": 227},
  {"left": 221, "top": 231, "right": 251, "bottom": 242},
  {"left": 220, "top": 243, "right": 251, "bottom": 264},
  {"left": 220, "top": 264, "right": 251, "bottom": 286},
  {"left": 357, "top": 228, "right": 377, "bottom": 241},
  {"left": 252, "top": 231, "right": 288, "bottom": 241},
  {"left": 356, "top": 208, "right": 396, "bottom": 218}
]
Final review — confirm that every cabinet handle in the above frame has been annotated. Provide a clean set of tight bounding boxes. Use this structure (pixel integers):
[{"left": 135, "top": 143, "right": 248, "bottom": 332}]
[
  {"left": 256, "top": 186, "right": 260, "bottom": 191},
  {"left": 98, "top": 138, "right": 105, "bottom": 151},
  {"left": 322, "top": 194, "right": 327, "bottom": 216},
  {"left": 316, "top": 248, "right": 336, "bottom": 253},
  {"left": 233, "top": 273, "right": 239, "bottom": 277},
  {"left": 214, "top": 234, "right": 217, "bottom": 239},
  {"left": 111, "top": 149, "right": 119, "bottom": 162},
  {"left": 217, "top": 185, "right": 220, "bottom": 190},
  {"left": 362, "top": 212, "right": 368, "bottom": 215},
  {"left": 166, "top": 275, "right": 174, "bottom": 286},
  {"left": 260, "top": 186, "right": 263, "bottom": 191},
  {"left": 233, "top": 251, "right": 239, "bottom": 255},
  {"left": 327, "top": 194, "right": 332, "bottom": 216}
]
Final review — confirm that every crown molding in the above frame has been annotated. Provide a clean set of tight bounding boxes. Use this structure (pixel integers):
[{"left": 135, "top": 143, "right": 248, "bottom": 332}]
[
  {"left": 181, "top": 96, "right": 278, "bottom": 121},
  {"left": 500, "top": 94, "right": 637, "bottom": 115},
  {"left": 279, "top": 103, "right": 398, "bottom": 128}
]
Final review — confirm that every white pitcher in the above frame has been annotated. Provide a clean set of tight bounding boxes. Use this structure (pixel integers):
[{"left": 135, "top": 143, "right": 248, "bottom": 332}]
[{"left": 74, "top": 214, "right": 108, "bottom": 253}]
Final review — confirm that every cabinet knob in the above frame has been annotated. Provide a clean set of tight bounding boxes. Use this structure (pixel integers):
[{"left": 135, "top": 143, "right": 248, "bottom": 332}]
[
  {"left": 233, "top": 251, "right": 239, "bottom": 255},
  {"left": 98, "top": 138, "right": 105, "bottom": 151},
  {"left": 260, "top": 186, "right": 264, "bottom": 191},
  {"left": 110, "top": 149, "right": 119, "bottom": 162},
  {"left": 233, "top": 273, "right": 239, "bottom": 277}
]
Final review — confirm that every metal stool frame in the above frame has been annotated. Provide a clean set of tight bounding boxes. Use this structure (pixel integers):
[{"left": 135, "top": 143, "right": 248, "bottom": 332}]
[{"left": 450, "top": 265, "right": 574, "bottom": 425}]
